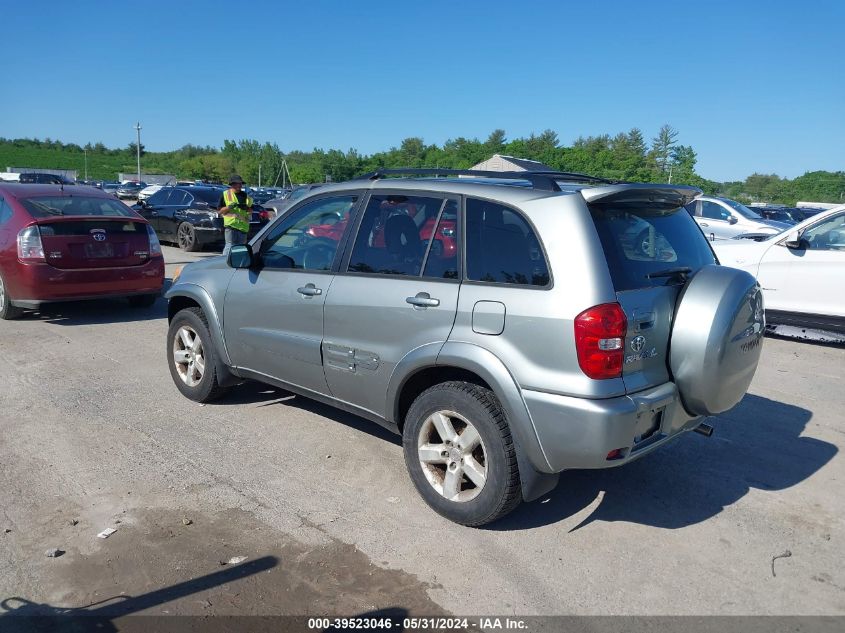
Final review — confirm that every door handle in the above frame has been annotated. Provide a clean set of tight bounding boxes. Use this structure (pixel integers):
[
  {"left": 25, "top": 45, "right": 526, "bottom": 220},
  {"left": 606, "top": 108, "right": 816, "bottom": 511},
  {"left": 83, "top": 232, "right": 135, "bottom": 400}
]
[
  {"left": 406, "top": 292, "right": 439, "bottom": 308},
  {"left": 699, "top": 222, "right": 708, "bottom": 227},
  {"left": 297, "top": 284, "right": 322, "bottom": 297},
  {"left": 149, "top": 210, "right": 158, "bottom": 216}
]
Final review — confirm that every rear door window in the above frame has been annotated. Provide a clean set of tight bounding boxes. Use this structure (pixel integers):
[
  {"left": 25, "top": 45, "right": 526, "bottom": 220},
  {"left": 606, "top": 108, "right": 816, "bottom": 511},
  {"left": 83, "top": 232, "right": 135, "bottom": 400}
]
[
  {"left": 347, "top": 194, "right": 456, "bottom": 277},
  {"left": 465, "top": 198, "right": 550, "bottom": 286},
  {"left": 590, "top": 206, "right": 717, "bottom": 291},
  {"left": 701, "top": 201, "right": 729, "bottom": 221}
]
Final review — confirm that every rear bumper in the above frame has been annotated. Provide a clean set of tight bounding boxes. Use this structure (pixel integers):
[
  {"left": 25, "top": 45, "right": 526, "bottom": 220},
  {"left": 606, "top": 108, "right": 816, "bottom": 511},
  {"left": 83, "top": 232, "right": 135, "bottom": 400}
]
[
  {"left": 10, "top": 256, "right": 165, "bottom": 306},
  {"left": 523, "top": 382, "right": 702, "bottom": 472}
]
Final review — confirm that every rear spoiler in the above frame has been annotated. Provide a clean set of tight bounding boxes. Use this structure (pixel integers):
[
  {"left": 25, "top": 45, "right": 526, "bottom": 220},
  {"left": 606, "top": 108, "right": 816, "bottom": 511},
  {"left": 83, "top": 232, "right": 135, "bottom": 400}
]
[{"left": 581, "top": 184, "right": 701, "bottom": 210}]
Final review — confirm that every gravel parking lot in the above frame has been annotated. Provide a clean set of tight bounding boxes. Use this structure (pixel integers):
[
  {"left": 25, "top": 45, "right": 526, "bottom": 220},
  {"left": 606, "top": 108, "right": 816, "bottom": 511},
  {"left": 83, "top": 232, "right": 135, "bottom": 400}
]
[{"left": 1, "top": 244, "right": 843, "bottom": 618}]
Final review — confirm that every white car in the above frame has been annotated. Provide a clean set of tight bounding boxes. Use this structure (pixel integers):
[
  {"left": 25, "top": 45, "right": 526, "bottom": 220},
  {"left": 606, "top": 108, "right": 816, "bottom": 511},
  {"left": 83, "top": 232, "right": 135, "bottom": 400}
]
[
  {"left": 685, "top": 196, "right": 792, "bottom": 241},
  {"left": 712, "top": 205, "right": 845, "bottom": 333},
  {"left": 138, "top": 184, "right": 163, "bottom": 201}
]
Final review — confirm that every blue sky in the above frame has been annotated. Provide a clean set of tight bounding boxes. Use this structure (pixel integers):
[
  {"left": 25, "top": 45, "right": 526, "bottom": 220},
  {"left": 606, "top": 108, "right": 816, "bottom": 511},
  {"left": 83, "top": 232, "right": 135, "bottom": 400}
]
[{"left": 1, "top": 0, "right": 842, "bottom": 181}]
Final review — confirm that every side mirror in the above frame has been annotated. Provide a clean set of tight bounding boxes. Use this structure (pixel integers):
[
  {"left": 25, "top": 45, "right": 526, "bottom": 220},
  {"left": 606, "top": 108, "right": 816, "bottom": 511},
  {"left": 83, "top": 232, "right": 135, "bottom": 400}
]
[
  {"left": 728, "top": 216, "right": 738, "bottom": 225},
  {"left": 784, "top": 230, "right": 804, "bottom": 249},
  {"left": 227, "top": 244, "right": 253, "bottom": 268}
]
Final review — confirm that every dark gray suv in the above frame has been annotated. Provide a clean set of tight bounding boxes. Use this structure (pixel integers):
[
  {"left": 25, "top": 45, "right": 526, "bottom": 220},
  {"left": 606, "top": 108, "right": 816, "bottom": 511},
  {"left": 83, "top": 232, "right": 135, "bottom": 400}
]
[{"left": 165, "top": 169, "right": 765, "bottom": 526}]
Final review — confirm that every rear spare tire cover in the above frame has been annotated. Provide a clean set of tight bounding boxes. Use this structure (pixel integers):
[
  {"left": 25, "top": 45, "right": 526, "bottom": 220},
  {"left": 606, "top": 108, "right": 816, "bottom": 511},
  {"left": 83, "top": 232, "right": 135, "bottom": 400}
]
[{"left": 670, "top": 265, "right": 765, "bottom": 416}]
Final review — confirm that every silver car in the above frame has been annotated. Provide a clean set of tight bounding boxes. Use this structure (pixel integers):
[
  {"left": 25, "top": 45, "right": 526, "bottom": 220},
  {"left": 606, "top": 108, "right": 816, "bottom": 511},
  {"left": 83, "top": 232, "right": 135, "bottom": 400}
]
[
  {"left": 165, "top": 169, "right": 765, "bottom": 526},
  {"left": 685, "top": 195, "right": 792, "bottom": 241}
]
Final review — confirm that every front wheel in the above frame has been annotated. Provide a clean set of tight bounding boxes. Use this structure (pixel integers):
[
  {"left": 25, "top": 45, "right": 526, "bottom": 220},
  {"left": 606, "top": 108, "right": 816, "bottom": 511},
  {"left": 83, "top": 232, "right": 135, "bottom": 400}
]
[
  {"left": 177, "top": 222, "right": 200, "bottom": 252},
  {"left": 167, "top": 307, "right": 229, "bottom": 402},
  {"left": 402, "top": 381, "right": 522, "bottom": 526}
]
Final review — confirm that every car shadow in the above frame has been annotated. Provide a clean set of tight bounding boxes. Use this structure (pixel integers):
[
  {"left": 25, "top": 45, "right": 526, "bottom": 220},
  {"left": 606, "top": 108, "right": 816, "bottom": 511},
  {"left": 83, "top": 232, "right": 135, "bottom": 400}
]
[
  {"left": 488, "top": 393, "right": 836, "bottom": 531},
  {"left": 16, "top": 296, "right": 168, "bottom": 325},
  {"left": 210, "top": 388, "right": 834, "bottom": 531},
  {"left": 214, "top": 382, "right": 401, "bottom": 446}
]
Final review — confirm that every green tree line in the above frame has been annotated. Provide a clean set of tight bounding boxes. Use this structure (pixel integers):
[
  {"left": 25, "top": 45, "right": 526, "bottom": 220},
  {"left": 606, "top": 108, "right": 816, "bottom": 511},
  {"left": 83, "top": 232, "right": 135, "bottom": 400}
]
[{"left": 1, "top": 128, "right": 841, "bottom": 205}]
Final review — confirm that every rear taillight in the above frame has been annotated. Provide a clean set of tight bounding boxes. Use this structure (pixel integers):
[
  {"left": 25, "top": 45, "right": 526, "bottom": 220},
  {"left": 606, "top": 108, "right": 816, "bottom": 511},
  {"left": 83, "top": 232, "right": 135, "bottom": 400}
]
[
  {"left": 574, "top": 303, "right": 627, "bottom": 380},
  {"left": 17, "top": 226, "right": 45, "bottom": 262},
  {"left": 146, "top": 224, "right": 162, "bottom": 256},
  {"left": 258, "top": 210, "right": 272, "bottom": 221}
]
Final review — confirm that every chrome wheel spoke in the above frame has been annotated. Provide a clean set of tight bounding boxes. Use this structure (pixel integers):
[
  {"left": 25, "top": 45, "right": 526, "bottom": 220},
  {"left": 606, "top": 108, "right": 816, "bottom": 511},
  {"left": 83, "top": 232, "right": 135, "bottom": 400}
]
[
  {"left": 418, "top": 443, "right": 447, "bottom": 464},
  {"left": 442, "top": 466, "right": 462, "bottom": 500},
  {"left": 178, "top": 328, "right": 193, "bottom": 349},
  {"left": 430, "top": 411, "right": 458, "bottom": 443},
  {"left": 463, "top": 455, "right": 486, "bottom": 488},
  {"left": 194, "top": 354, "right": 206, "bottom": 375},
  {"left": 458, "top": 426, "right": 481, "bottom": 451}
]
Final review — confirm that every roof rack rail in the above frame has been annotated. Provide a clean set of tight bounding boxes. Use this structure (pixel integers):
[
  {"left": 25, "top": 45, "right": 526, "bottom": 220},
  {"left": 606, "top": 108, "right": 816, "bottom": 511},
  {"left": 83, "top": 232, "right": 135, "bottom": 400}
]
[{"left": 352, "top": 168, "right": 617, "bottom": 192}]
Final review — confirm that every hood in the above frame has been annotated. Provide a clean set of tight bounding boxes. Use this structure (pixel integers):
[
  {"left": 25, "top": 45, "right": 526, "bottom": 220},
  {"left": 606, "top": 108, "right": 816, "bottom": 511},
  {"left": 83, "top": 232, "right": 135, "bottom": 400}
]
[{"left": 758, "top": 219, "right": 792, "bottom": 232}]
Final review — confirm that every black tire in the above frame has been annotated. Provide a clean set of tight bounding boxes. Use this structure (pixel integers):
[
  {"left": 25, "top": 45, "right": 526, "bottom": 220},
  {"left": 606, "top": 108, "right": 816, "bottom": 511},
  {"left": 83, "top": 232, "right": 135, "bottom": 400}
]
[
  {"left": 0, "top": 272, "right": 24, "bottom": 320},
  {"left": 127, "top": 294, "right": 158, "bottom": 308},
  {"left": 166, "top": 307, "right": 230, "bottom": 402},
  {"left": 402, "top": 381, "right": 522, "bottom": 526},
  {"left": 177, "top": 222, "right": 200, "bottom": 252}
]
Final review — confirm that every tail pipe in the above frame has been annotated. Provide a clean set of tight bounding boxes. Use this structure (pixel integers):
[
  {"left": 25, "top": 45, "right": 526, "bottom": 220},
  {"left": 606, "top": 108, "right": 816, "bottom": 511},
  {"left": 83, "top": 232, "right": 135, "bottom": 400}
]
[{"left": 694, "top": 422, "right": 714, "bottom": 437}]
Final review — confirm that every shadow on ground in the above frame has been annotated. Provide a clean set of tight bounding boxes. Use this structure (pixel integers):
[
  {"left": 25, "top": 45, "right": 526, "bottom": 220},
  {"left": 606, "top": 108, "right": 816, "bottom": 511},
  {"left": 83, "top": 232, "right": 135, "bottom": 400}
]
[
  {"left": 490, "top": 393, "right": 836, "bottom": 531},
  {"left": 216, "top": 385, "right": 835, "bottom": 531}
]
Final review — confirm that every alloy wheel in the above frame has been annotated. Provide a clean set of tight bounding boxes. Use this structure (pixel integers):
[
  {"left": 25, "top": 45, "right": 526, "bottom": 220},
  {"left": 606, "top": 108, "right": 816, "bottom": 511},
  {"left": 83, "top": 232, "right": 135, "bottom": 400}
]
[
  {"left": 417, "top": 410, "right": 487, "bottom": 502},
  {"left": 178, "top": 224, "right": 194, "bottom": 250},
  {"left": 172, "top": 325, "right": 205, "bottom": 387}
]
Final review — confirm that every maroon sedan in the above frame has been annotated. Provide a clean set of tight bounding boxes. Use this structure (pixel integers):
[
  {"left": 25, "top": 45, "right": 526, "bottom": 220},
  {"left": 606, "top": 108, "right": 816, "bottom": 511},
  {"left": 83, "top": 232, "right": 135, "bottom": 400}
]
[{"left": 0, "top": 184, "right": 165, "bottom": 319}]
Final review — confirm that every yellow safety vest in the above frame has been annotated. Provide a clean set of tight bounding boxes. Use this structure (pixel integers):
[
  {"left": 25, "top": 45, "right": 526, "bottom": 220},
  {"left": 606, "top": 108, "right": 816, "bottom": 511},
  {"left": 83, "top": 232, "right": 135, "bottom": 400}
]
[{"left": 222, "top": 189, "right": 252, "bottom": 233}]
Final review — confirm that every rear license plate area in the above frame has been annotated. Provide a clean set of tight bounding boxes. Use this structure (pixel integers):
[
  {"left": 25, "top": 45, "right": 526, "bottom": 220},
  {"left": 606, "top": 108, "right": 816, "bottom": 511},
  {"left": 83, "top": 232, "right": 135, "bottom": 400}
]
[
  {"left": 84, "top": 242, "right": 115, "bottom": 258},
  {"left": 633, "top": 408, "right": 664, "bottom": 445}
]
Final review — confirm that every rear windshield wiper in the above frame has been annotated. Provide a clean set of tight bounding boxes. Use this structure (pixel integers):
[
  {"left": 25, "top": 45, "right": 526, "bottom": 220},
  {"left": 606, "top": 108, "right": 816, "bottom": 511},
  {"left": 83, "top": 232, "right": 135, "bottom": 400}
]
[{"left": 647, "top": 266, "right": 692, "bottom": 281}]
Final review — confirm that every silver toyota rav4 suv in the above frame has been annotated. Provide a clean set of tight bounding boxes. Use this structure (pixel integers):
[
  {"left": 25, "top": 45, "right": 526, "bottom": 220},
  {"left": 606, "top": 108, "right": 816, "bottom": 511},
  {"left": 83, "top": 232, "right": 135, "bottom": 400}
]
[{"left": 165, "top": 169, "right": 765, "bottom": 526}]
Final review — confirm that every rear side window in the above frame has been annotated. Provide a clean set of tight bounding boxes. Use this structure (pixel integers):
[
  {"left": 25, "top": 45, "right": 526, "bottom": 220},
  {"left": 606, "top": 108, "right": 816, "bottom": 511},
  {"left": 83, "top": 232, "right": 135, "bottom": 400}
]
[
  {"left": 590, "top": 206, "right": 717, "bottom": 291},
  {"left": 347, "top": 194, "right": 457, "bottom": 277},
  {"left": 465, "top": 199, "right": 550, "bottom": 286},
  {"left": 0, "top": 197, "right": 12, "bottom": 225},
  {"left": 20, "top": 196, "right": 136, "bottom": 218}
]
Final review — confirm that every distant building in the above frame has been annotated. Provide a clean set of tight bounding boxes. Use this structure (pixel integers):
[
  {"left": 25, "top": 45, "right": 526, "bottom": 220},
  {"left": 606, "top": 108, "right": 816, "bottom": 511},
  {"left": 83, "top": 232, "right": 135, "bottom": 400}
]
[
  {"left": 469, "top": 154, "right": 555, "bottom": 173},
  {"left": 118, "top": 173, "right": 175, "bottom": 185},
  {"left": 5, "top": 166, "right": 78, "bottom": 180}
]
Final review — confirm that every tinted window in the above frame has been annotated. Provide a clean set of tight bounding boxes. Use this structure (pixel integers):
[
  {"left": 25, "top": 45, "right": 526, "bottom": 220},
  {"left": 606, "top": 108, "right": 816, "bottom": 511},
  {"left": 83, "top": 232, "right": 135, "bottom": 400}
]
[
  {"left": 590, "top": 206, "right": 717, "bottom": 291},
  {"left": 20, "top": 196, "right": 136, "bottom": 218},
  {"left": 190, "top": 188, "right": 223, "bottom": 206},
  {"left": 0, "top": 197, "right": 12, "bottom": 225},
  {"left": 259, "top": 195, "right": 358, "bottom": 271},
  {"left": 347, "top": 194, "right": 456, "bottom": 277},
  {"left": 465, "top": 199, "right": 549, "bottom": 286},
  {"left": 722, "top": 198, "right": 762, "bottom": 219},
  {"left": 700, "top": 201, "right": 730, "bottom": 221},
  {"left": 166, "top": 190, "right": 190, "bottom": 206},
  {"left": 147, "top": 189, "right": 170, "bottom": 205},
  {"left": 802, "top": 212, "right": 845, "bottom": 251}
]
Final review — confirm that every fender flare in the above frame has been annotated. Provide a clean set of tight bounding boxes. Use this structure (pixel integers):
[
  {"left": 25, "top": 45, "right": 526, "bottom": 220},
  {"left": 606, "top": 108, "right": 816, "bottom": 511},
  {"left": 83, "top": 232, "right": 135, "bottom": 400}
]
[
  {"left": 387, "top": 341, "right": 556, "bottom": 486},
  {"left": 165, "top": 283, "right": 241, "bottom": 387}
]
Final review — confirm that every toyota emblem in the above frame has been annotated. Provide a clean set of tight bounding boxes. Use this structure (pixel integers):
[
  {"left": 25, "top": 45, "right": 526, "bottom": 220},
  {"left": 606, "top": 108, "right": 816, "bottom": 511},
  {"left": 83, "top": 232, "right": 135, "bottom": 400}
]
[
  {"left": 92, "top": 233, "right": 106, "bottom": 241},
  {"left": 630, "top": 335, "right": 646, "bottom": 352}
]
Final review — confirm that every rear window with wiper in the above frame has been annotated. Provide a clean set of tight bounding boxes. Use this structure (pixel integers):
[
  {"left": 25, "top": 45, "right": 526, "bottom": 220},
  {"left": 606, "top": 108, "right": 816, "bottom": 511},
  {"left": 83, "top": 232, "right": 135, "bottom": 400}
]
[
  {"left": 21, "top": 196, "right": 137, "bottom": 219},
  {"left": 590, "top": 206, "right": 717, "bottom": 291}
]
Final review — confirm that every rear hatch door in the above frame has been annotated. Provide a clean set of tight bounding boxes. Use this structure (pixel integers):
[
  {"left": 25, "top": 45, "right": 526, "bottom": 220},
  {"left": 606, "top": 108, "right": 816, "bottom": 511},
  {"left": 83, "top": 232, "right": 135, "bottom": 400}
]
[
  {"left": 584, "top": 185, "right": 714, "bottom": 394},
  {"left": 36, "top": 218, "right": 151, "bottom": 269}
]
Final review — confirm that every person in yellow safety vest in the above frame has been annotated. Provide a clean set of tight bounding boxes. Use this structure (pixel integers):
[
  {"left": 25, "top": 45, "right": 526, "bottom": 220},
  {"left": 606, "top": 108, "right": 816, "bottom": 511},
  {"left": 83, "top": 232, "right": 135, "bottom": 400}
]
[{"left": 218, "top": 174, "right": 253, "bottom": 256}]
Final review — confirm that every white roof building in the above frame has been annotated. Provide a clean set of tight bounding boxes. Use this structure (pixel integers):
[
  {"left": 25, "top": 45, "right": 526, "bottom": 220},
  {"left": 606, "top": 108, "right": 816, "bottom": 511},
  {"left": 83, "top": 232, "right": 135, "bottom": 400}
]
[{"left": 469, "top": 154, "right": 555, "bottom": 172}]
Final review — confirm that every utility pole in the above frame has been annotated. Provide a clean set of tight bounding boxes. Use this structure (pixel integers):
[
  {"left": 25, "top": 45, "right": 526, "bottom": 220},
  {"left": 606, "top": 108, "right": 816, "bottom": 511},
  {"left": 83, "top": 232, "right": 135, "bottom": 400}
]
[
  {"left": 134, "top": 122, "right": 142, "bottom": 182},
  {"left": 84, "top": 149, "right": 88, "bottom": 180},
  {"left": 258, "top": 164, "right": 261, "bottom": 188}
]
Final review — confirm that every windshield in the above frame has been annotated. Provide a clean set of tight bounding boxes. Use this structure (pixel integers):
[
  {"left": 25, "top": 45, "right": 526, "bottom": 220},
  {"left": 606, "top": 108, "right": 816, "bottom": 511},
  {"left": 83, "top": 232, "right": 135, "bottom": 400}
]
[
  {"left": 721, "top": 198, "right": 762, "bottom": 219},
  {"left": 21, "top": 196, "right": 137, "bottom": 218}
]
